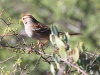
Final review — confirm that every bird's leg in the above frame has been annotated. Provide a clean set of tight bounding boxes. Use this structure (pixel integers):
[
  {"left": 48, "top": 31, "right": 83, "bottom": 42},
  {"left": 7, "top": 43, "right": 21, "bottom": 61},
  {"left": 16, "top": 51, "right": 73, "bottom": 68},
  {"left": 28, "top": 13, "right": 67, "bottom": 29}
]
[
  {"left": 28, "top": 40, "right": 49, "bottom": 54},
  {"left": 39, "top": 40, "right": 49, "bottom": 47},
  {"left": 33, "top": 40, "right": 40, "bottom": 48},
  {"left": 38, "top": 40, "right": 49, "bottom": 53},
  {"left": 43, "top": 40, "right": 49, "bottom": 45},
  {"left": 32, "top": 40, "right": 48, "bottom": 49},
  {"left": 37, "top": 40, "right": 49, "bottom": 47},
  {"left": 28, "top": 40, "right": 40, "bottom": 54}
]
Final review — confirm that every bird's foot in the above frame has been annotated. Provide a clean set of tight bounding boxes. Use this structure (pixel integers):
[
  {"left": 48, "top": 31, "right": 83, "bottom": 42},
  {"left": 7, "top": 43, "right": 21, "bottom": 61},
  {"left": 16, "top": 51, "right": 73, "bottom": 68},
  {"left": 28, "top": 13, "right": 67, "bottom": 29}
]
[
  {"left": 28, "top": 40, "right": 49, "bottom": 54},
  {"left": 28, "top": 47, "right": 34, "bottom": 54},
  {"left": 38, "top": 42, "right": 46, "bottom": 54}
]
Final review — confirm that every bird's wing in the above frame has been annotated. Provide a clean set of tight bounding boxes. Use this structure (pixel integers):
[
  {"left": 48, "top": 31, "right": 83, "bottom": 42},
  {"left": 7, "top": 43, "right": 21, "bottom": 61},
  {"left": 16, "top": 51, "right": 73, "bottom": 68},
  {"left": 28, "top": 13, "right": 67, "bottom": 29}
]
[{"left": 31, "top": 22, "right": 51, "bottom": 33}]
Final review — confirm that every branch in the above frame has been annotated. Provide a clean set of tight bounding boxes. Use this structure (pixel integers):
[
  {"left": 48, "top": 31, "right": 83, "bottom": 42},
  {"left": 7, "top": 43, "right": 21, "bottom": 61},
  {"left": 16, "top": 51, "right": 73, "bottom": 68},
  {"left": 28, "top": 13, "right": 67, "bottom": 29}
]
[
  {"left": 0, "top": 18, "right": 10, "bottom": 26},
  {"left": 27, "top": 56, "right": 41, "bottom": 74},
  {"left": 60, "top": 58, "right": 88, "bottom": 75},
  {"left": 0, "top": 9, "right": 4, "bottom": 16},
  {"left": 0, "top": 55, "right": 15, "bottom": 64},
  {"left": 0, "top": 17, "right": 19, "bottom": 26}
]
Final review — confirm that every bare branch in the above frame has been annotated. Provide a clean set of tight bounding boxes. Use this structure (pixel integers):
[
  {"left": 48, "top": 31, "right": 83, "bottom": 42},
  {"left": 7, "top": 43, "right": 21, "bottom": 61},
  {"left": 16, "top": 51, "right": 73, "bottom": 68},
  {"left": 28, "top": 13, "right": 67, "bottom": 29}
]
[
  {"left": 0, "top": 9, "right": 4, "bottom": 16},
  {"left": 0, "top": 18, "right": 10, "bottom": 26},
  {"left": 0, "top": 55, "right": 15, "bottom": 64},
  {"left": 27, "top": 56, "right": 41, "bottom": 74}
]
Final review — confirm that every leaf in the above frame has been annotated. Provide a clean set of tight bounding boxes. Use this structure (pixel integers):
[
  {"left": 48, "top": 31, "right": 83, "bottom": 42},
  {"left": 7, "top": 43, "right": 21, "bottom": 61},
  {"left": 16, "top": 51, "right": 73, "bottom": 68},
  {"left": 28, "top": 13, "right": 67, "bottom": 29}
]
[
  {"left": 8, "top": 17, "right": 11, "bottom": 22},
  {"left": 53, "top": 54, "right": 60, "bottom": 63},
  {"left": 65, "top": 32, "right": 70, "bottom": 42},
  {"left": 5, "top": 71, "right": 10, "bottom": 75},
  {"left": 59, "top": 46, "right": 67, "bottom": 59},
  {"left": 73, "top": 47, "right": 79, "bottom": 63},
  {"left": 82, "top": 43, "right": 85, "bottom": 51},
  {"left": 59, "top": 32, "right": 70, "bottom": 43},
  {"left": 54, "top": 36, "right": 67, "bottom": 59},
  {"left": 65, "top": 64, "right": 69, "bottom": 72},
  {"left": 56, "top": 62, "right": 60, "bottom": 69},
  {"left": 78, "top": 42, "right": 83, "bottom": 52},
  {"left": 53, "top": 54, "right": 60, "bottom": 69},
  {"left": 51, "top": 25, "right": 58, "bottom": 36},
  {"left": 55, "top": 36, "right": 65, "bottom": 48},
  {"left": 55, "top": 54, "right": 60, "bottom": 63},
  {"left": 50, "top": 64, "right": 55, "bottom": 75},
  {"left": 50, "top": 34, "right": 56, "bottom": 46},
  {"left": 16, "top": 58, "right": 22, "bottom": 66}
]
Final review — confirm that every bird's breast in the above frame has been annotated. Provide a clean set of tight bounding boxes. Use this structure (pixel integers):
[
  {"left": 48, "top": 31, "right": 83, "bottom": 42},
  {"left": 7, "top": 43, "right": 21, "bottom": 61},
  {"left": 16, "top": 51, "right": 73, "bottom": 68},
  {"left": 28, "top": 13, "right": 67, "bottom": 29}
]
[
  {"left": 25, "top": 26, "right": 43, "bottom": 40},
  {"left": 25, "top": 26, "right": 33, "bottom": 38},
  {"left": 24, "top": 26, "right": 50, "bottom": 40}
]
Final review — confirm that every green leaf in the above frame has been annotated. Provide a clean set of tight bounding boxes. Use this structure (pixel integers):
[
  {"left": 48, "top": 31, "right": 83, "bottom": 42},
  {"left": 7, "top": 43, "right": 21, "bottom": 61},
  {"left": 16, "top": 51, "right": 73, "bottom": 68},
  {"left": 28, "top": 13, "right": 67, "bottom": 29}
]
[
  {"left": 55, "top": 62, "right": 60, "bottom": 69},
  {"left": 55, "top": 54, "right": 60, "bottom": 63},
  {"left": 73, "top": 47, "right": 79, "bottom": 63},
  {"left": 51, "top": 25, "right": 58, "bottom": 36},
  {"left": 62, "top": 32, "right": 70, "bottom": 43},
  {"left": 59, "top": 46, "right": 67, "bottom": 59},
  {"left": 82, "top": 43, "right": 85, "bottom": 51},
  {"left": 53, "top": 54, "right": 60, "bottom": 69},
  {"left": 53, "top": 54, "right": 60, "bottom": 63},
  {"left": 50, "top": 64, "right": 55, "bottom": 75},
  {"left": 16, "top": 58, "right": 22, "bottom": 66},
  {"left": 65, "top": 64, "right": 69, "bottom": 72},
  {"left": 5, "top": 71, "right": 10, "bottom": 75},
  {"left": 8, "top": 17, "right": 11, "bottom": 22},
  {"left": 50, "top": 34, "right": 56, "bottom": 46},
  {"left": 55, "top": 36, "right": 65, "bottom": 48},
  {"left": 78, "top": 42, "right": 84, "bottom": 52},
  {"left": 90, "top": 70, "right": 93, "bottom": 75},
  {"left": 65, "top": 32, "right": 70, "bottom": 42}
]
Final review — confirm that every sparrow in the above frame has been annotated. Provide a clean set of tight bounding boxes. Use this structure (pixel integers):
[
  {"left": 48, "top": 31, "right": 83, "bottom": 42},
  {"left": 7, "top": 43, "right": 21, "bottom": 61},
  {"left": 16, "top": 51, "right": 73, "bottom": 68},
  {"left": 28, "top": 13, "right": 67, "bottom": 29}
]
[{"left": 21, "top": 14, "right": 80, "bottom": 48}]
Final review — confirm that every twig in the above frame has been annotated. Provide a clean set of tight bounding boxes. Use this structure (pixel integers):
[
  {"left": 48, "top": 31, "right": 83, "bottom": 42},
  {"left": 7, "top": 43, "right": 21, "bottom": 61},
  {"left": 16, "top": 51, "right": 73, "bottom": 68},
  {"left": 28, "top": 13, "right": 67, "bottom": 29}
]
[
  {"left": 0, "top": 37, "right": 26, "bottom": 53},
  {"left": 19, "top": 64, "right": 28, "bottom": 75},
  {"left": 0, "top": 34, "right": 13, "bottom": 37},
  {"left": 85, "top": 52, "right": 98, "bottom": 56},
  {"left": 87, "top": 46, "right": 99, "bottom": 66},
  {"left": 41, "top": 55, "right": 51, "bottom": 64},
  {"left": 0, "top": 55, "right": 15, "bottom": 64},
  {"left": 0, "top": 18, "right": 10, "bottom": 26},
  {"left": 0, "top": 17, "right": 19, "bottom": 26},
  {"left": 27, "top": 56, "right": 41, "bottom": 74},
  {"left": 61, "top": 58, "right": 88, "bottom": 75},
  {"left": 0, "top": 9, "right": 4, "bottom": 16}
]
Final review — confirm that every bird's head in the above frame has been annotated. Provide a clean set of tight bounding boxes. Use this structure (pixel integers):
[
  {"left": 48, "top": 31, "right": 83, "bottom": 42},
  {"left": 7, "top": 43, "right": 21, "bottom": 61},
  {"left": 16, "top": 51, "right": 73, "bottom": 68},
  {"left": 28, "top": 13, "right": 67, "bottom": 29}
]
[{"left": 21, "top": 14, "right": 38, "bottom": 26}]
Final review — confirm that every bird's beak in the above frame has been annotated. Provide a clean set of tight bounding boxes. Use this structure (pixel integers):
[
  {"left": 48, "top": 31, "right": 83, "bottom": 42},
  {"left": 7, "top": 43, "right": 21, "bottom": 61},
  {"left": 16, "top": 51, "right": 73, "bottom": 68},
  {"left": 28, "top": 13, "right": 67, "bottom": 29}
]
[
  {"left": 20, "top": 18, "right": 22, "bottom": 22},
  {"left": 19, "top": 19, "right": 22, "bottom": 24}
]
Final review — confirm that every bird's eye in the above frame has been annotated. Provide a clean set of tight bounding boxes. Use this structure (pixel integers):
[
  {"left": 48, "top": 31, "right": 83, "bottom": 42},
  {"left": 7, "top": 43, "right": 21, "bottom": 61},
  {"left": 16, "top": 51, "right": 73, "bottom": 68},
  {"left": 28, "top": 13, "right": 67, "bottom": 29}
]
[{"left": 23, "top": 18, "right": 25, "bottom": 20}]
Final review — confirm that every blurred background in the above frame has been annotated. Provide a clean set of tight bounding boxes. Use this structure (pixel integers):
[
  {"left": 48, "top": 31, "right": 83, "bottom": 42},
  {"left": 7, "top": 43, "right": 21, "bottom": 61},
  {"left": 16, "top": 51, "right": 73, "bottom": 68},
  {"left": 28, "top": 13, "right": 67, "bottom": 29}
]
[{"left": 0, "top": 0, "right": 100, "bottom": 75}]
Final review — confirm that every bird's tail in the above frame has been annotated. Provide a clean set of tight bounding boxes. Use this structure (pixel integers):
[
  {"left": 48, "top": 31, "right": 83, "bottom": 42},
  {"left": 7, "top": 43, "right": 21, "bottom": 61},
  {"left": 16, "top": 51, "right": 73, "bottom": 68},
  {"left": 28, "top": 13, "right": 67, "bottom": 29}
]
[
  {"left": 58, "top": 32, "right": 81, "bottom": 36},
  {"left": 69, "top": 33, "right": 81, "bottom": 35}
]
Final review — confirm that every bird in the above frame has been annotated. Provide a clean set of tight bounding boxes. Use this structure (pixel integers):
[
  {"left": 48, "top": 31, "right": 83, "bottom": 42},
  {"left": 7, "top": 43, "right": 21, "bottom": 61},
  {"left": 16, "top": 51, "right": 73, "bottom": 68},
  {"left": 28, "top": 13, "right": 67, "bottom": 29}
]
[{"left": 21, "top": 14, "right": 80, "bottom": 49}]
